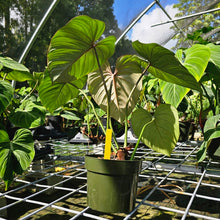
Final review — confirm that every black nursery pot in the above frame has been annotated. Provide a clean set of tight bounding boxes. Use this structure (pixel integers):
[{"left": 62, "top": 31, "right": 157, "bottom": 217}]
[{"left": 85, "top": 155, "right": 141, "bottom": 213}]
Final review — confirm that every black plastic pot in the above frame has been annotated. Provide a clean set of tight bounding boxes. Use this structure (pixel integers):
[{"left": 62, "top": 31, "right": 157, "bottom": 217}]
[{"left": 85, "top": 155, "right": 141, "bottom": 213}]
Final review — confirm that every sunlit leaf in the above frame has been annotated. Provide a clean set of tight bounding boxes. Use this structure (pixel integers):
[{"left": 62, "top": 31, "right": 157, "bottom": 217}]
[
  {"left": 88, "top": 55, "right": 143, "bottom": 123},
  {"left": 0, "top": 56, "right": 29, "bottom": 72},
  {"left": 160, "top": 44, "right": 210, "bottom": 107},
  {"left": 0, "top": 129, "right": 34, "bottom": 190},
  {"left": 131, "top": 104, "right": 179, "bottom": 156},
  {"left": 9, "top": 100, "right": 46, "bottom": 129},
  {"left": 39, "top": 75, "right": 87, "bottom": 112},
  {"left": 0, "top": 80, "right": 14, "bottom": 114},
  {"left": 48, "top": 15, "right": 116, "bottom": 82},
  {"left": 132, "top": 41, "right": 202, "bottom": 92}
]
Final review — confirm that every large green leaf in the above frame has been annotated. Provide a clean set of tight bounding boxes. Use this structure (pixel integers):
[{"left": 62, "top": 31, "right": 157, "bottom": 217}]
[
  {"left": 197, "top": 114, "right": 220, "bottom": 162},
  {"left": 132, "top": 41, "right": 202, "bottom": 92},
  {"left": 3, "top": 70, "right": 33, "bottom": 82},
  {"left": 0, "top": 80, "right": 14, "bottom": 114},
  {"left": 160, "top": 45, "right": 210, "bottom": 107},
  {"left": 207, "top": 43, "right": 220, "bottom": 68},
  {"left": 203, "top": 114, "right": 220, "bottom": 141},
  {"left": 9, "top": 100, "right": 46, "bottom": 129},
  {"left": 0, "top": 56, "right": 29, "bottom": 72},
  {"left": 48, "top": 15, "right": 116, "bottom": 83},
  {"left": 0, "top": 129, "right": 34, "bottom": 190},
  {"left": 39, "top": 75, "right": 87, "bottom": 112},
  {"left": 88, "top": 55, "right": 143, "bottom": 123},
  {"left": 131, "top": 104, "right": 179, "bottom": 156}
]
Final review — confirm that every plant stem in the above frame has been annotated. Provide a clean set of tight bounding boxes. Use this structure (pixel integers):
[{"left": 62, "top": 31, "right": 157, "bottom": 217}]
[
  {"left": 109, "top": 119, "right": 119, "bottom": 150},
  {"left": 123, "top": 115, "right": 128, "bottom": 148},
  {"left": 201, "top": 83, "right": 215, "bottom": 115},
  {"left": 21, "top": 80, "right": 39, "bottom": 103},
  {"left": 78, "top": 88, "right": 117, "bottom": 153},
  {"left": 130, "top": 118, "right": 155, "bottom": 160},
  {"left": 93, "top": 47, "right": 110, "bottom": 129},
  {"left": 124, "top": 62, "right": 150, "bottom": 148}
]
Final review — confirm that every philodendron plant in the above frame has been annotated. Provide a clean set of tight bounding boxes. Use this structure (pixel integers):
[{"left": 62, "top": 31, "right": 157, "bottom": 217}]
[
  {"left": 39, "top": 15, "right": 201, "bottom": 159},
  {"left": 0, "top": 56, "right": 46, "bottom": 190}
]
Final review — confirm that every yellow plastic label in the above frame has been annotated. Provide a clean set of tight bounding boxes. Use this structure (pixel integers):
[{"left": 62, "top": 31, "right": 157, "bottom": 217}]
[{"left": 104, "top": 129, "right": 112, "bottom": 159}]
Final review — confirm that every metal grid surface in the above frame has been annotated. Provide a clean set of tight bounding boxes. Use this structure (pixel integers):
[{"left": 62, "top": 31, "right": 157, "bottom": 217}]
[{"left": 0, "top": 139, "right": 219, "bottom": 220}]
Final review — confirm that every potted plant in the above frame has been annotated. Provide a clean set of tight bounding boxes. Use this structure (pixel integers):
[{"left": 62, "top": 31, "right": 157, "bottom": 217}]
[
  {"left": 0, "top": 56, "right": 47, "bottom": 190},
  {"left": 38, "top": 15, "right": 201, "bottom": 213}
]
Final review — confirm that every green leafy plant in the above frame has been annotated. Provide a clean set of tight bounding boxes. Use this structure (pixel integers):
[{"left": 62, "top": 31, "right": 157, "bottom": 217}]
[
  {"left": 0, "top": 56, "right": 45, "bottom": 190},
  {"left": 197, "top": 114, "right": 220, "bottom": 162},
  {"left": 39, "top": 15, "right": 201, "bottom": 159}
]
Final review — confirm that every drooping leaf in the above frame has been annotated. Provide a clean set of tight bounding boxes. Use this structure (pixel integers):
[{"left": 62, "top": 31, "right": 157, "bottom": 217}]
[
  {"left": 9, "top": 100, "right": 46, "bottom": 129},
  {"left": 202, "top": 62, "right": 220, "bottom": 87},
  {"left": 0, "top": 129, "right": 34, "bottom": 190},
  {"left": 88, "top": 55, "right": 143, "bottom": 123},
  {"left": 203, "top": 114, "right": 220, "bottom": 141},
  {"left": 197, "top": 141, "right": 209, "bottom": 162},
  {"left": 131, "top": 104, "right": 179, "bottom": 156},
  {"left": 197, "top": 115, "right": 220, "bottom": 162},
  {"left": 207, "top": 43, "right": 220, "bottom": 68},
  {"left": 48, "top": 15, "right": 116, "bottom": 82},
  {"left": 60, "top": 111, "right": 81, "bottom": 121},
  {"left": 0, "top": 80, "right": 14, "bottom": 114},
  {"left": 160, "top": 44, "right": 210, "bottom": 107},
  {"left": 0, "top": 56, "right": 29, "bottom": 72},
  {"left": 4, "top": 70, "right": 33, "bottom": 82},
  {"left": 39, "top": 75, "right": 87, "bottom": 112},
  {"left": 132, "top": 41, "right": 202, "bottom": 92}
]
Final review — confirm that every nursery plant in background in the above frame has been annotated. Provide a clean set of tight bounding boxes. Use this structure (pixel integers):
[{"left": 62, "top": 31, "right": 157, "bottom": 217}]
[
  {"left": 157, "top": 42, "right": 220, "bottom": 161},
  {"left": 0, "top": 56, "right": 46, "bottom": 190},
  {"left": 39, "top": 15, "right": 202, "bottom": 212}
]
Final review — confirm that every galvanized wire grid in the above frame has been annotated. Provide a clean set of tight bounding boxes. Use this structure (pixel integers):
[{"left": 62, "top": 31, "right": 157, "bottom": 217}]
[{"left": 0, "top": 139, "right": 219, "bottom": 220}]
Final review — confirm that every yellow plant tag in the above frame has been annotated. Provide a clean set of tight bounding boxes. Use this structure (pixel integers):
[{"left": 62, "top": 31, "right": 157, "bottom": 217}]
[{"left": 104, "top": 129, "right": 112, "bottom": 159}]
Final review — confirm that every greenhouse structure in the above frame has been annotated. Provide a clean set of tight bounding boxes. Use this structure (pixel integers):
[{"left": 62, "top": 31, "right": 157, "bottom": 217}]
[{"left": 0, "top": 0, "right": 220, "bottom": 219}]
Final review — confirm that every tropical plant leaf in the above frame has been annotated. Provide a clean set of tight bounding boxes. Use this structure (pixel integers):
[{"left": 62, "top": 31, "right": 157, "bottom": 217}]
[
  {"left": 47, "top": 15, "right": 116, "bottom": 82},
  {"left": 131, "top": 104, "right": 179, "bottom": 156},
  {"left": 60, "top": 111, "right": 81, "bottom": 121},
  {"left": 88, "top": 55, "right": 143, "bottom": 123},
  {"left": 0, "top": 80, "right": 14, "bottom": 114},
  {"left": 197, "top": 114, "right": 220, "bottom": 162},
  {"left": 0, "top": 56, "right": 29, "bottom": 72},
  {"left": 203, "top": 114, "right": 220, "bottom": 141},
  {"left": 132, "top": 41, "right": 202, "bottom": 92},
  {"left": 4, "top": 70, "right": 33, "bottom": 82},
  {"left": 0, "top": 129, "right": 34, "bottom": 190},
  {"left": 197, "top": 141, "right": 209, "bottom": 162},
  {"left": 160, "top": 44, "right": 210, "bottom": 108},
  {"left": 39, "top": 75, "right": 87, "bottom": 112},
  {"left": 207, "top": 43, "right": 220, "bottom": 68},
  {"left": 9, "top": 100, "right": 46, "bottom": 129}
]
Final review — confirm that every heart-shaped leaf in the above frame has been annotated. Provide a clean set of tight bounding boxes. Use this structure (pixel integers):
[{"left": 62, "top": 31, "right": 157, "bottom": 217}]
[
  {"left": 88, "top": 55, "right": 143, "bottom": 123},
  {"left": 160, "top": 45, "right": 210, "bottom": 107},
  {"left": 207, "top": 43, "right": 220, "bottom": 68},
  {"left": 39, "top": 75, "right": 87, "bottom": 112},
  {"left": 0, "top": 80, "right": 14, "bottom": 114},
  {"left": 9, "top": 100, "right": 46, "bottom": 129},
  {"left": 203, "top": 114, "right": 220, "bottom": 141},
  {"left": 131, "top": 104, "right": 179, "bottom": 156},
  {"left": 0, "top": 129, "right": 34, "bottom": 190},
  {"left": 48, "top": 15, "right": 116, "bottom": 82},
  {"left": 132, "top": 41, "right": 202, "bottom": 92}
]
